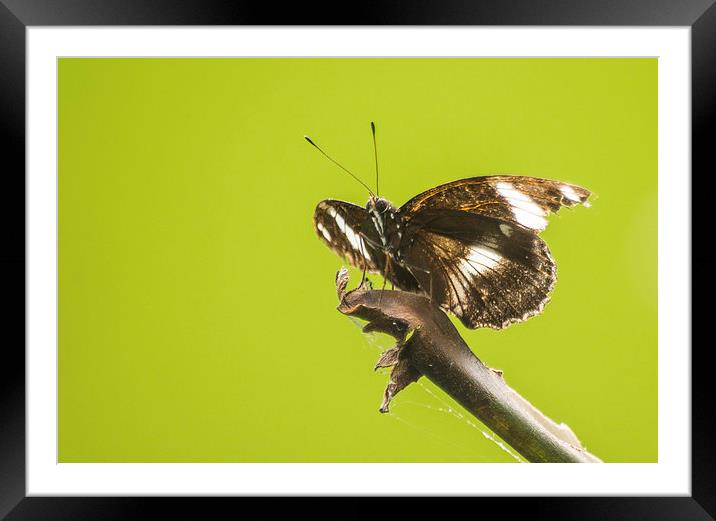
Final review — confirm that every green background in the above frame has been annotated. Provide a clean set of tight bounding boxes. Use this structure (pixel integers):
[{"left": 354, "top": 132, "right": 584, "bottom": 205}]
[{"left": 58, "top": 58, "right": 657, "bottom": 463}]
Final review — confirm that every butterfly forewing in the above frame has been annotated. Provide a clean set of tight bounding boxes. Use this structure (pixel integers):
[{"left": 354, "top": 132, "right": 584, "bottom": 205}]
[
  {"left": 313, "top": 200, "right": 384, "bottom": 272},
  {"left": 399, "top": 209, "right": 557, "bottom": 329},
  {"left": 400, "top": 176, "right": 591, "bottom": 233}
]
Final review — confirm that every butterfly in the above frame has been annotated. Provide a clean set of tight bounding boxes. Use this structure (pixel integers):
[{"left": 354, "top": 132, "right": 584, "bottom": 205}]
[{"left": 308, "top": 124, "right": 591, "bottom": 330}]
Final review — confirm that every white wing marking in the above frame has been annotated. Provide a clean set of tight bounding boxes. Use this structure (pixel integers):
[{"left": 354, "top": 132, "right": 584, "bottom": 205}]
[
  {"left": 495, "top": 181, "right": 548, "bottom": 231},
  {"left": 329, "top": 206, "right": 373, "bottom": 262}
]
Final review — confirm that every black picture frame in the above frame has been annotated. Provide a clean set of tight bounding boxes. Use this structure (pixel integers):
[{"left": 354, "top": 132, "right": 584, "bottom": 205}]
[{"left": 1, "top": 1, "right": 711, "bottom": 519}]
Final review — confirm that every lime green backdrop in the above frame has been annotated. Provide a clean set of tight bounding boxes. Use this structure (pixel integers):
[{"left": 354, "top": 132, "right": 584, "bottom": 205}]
[{"left": 58, "top": 58, "right": 657, "bottom": 463}]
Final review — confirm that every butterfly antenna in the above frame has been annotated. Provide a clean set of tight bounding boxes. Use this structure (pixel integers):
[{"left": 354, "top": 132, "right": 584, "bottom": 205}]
[
  {"left": 304, "top": 135, "right": 375, "bottom": 197},
  {"left": 371, "top": 121, "right": 379, "bottom": 197}
]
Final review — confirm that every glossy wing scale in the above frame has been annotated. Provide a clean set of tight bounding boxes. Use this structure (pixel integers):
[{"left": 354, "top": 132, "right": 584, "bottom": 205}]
[{"left": 400, "top": 175, "right": 591, "bottom": 233}]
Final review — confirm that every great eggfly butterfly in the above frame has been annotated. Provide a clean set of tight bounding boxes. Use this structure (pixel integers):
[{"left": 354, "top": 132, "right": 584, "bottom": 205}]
[{"left": 308, "top": 124, "right": 591, "bottom": 330}]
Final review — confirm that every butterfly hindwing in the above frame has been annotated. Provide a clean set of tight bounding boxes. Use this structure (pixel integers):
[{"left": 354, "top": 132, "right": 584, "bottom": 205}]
[
  {"left": 398, "top": 209, "right": 557, "bottom": 329},
  {"left": 400, "top": 175, "right": 591, "bottom": 233}
]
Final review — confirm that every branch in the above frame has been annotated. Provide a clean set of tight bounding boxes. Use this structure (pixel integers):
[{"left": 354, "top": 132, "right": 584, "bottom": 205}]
[{"left": 335, "top": 268, "right": 601, "bottom": 464}]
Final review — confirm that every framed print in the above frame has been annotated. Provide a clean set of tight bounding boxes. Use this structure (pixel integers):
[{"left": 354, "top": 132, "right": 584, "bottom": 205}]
[{"left": 1, "top": 0, "right": 712, "bottom": 519}]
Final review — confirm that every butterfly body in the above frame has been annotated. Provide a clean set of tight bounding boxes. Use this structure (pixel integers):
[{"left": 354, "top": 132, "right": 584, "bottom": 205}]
[{"left": 314, "top": 175, "right": 591, "bottom": 330}]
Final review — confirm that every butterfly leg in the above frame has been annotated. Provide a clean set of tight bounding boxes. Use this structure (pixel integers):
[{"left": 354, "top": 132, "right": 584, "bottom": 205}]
[
  {"left": 402, "top": 261, "right": 433, "bottom": 302},
  {"left": 383, "top": 256, "right": 392, "bottom": 290},
  {"left": 379, "top": 256, "right": 392, "bottom": 305},
  {"left": 420, "top": 268, "right": 434, "bottom": 303},
  {"left": 358, "top": 230, "right": 369, "bottom": 289},
  {"left": 429, "top": 270, "right": 434, "bottom": 302},
  {"left": 359, "top": 259, "right": 368, "bottom": 289}
]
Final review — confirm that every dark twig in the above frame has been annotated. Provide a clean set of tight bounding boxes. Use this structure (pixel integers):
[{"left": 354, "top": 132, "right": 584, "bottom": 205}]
[{"left": 335, "top": 268, "right": 601, "bottom": 463}]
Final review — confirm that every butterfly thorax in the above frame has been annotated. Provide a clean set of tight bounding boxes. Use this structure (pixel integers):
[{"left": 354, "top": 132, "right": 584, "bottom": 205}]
[{"left": 366, "top": 197, "right": 404, "bottom": 256}]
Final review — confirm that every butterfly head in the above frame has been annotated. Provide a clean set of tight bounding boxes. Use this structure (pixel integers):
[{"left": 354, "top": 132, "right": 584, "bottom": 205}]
[{"left": 366, "top": 196, "right": 391, "bottom": 215}]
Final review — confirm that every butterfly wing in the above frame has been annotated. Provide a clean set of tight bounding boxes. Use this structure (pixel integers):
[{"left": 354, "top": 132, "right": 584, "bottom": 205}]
[
  {"left": 398, "top": 209, "right": 557, "bottom": 330},
  {"left": 400, "top": 175, "right": 591, "bottom": 233},
  {"left": 313, "top": 200, "right": 384, "bottom": 272}
]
